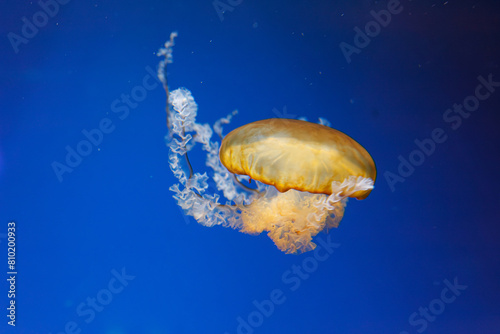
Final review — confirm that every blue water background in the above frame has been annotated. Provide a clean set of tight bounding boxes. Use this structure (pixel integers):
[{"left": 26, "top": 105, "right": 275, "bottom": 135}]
[{"left": 0, "top": 0, "right": 499, "bottom": 333}]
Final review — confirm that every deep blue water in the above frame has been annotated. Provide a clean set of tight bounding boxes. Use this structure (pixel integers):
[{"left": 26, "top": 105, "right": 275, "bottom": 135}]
[{"left": 1, "top": 0, "right": 500, "bottom": 333}]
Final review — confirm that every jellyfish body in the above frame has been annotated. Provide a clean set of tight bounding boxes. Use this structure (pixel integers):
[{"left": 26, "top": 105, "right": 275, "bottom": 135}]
[
  {"left": 158, "top": 33, "right": 376, "bottom": 254},
  {"left": 220, "top": 118, "right": 376, "bottom": 199}
]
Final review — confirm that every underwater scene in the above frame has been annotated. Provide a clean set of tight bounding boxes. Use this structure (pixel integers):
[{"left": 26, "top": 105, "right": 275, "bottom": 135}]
[{"left": 1, "top": 0, "right": 499, "bottom": 333}]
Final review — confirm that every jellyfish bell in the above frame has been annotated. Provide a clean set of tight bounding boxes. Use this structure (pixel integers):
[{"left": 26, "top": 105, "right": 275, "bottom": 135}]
[
  {"left": 157, "top": 32, "right": 376, "bottom": 254},
  {"left": 219, "top": 118, "right": 376, "bottom": 200}
]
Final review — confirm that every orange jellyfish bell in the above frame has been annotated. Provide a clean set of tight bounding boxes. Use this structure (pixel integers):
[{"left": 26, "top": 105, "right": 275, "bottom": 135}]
[{"left": 219, "top": 118, "right": 376, "bottom": 199}]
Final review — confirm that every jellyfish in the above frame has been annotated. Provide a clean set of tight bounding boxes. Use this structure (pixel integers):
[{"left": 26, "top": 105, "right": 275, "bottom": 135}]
[{"left": 157, "top": 33, "right": 376, "bottom": 254}]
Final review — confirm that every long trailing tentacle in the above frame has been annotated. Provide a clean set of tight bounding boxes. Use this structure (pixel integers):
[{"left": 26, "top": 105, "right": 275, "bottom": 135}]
[
  {"left": 157, "top": 33, "right": 257, "bottom": 223},
  {"left": 157, "top": 31, "right": 177, "bottom": 131},
  {"left": 157, "top": 32, "right": 196, "bottom": 179}
]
